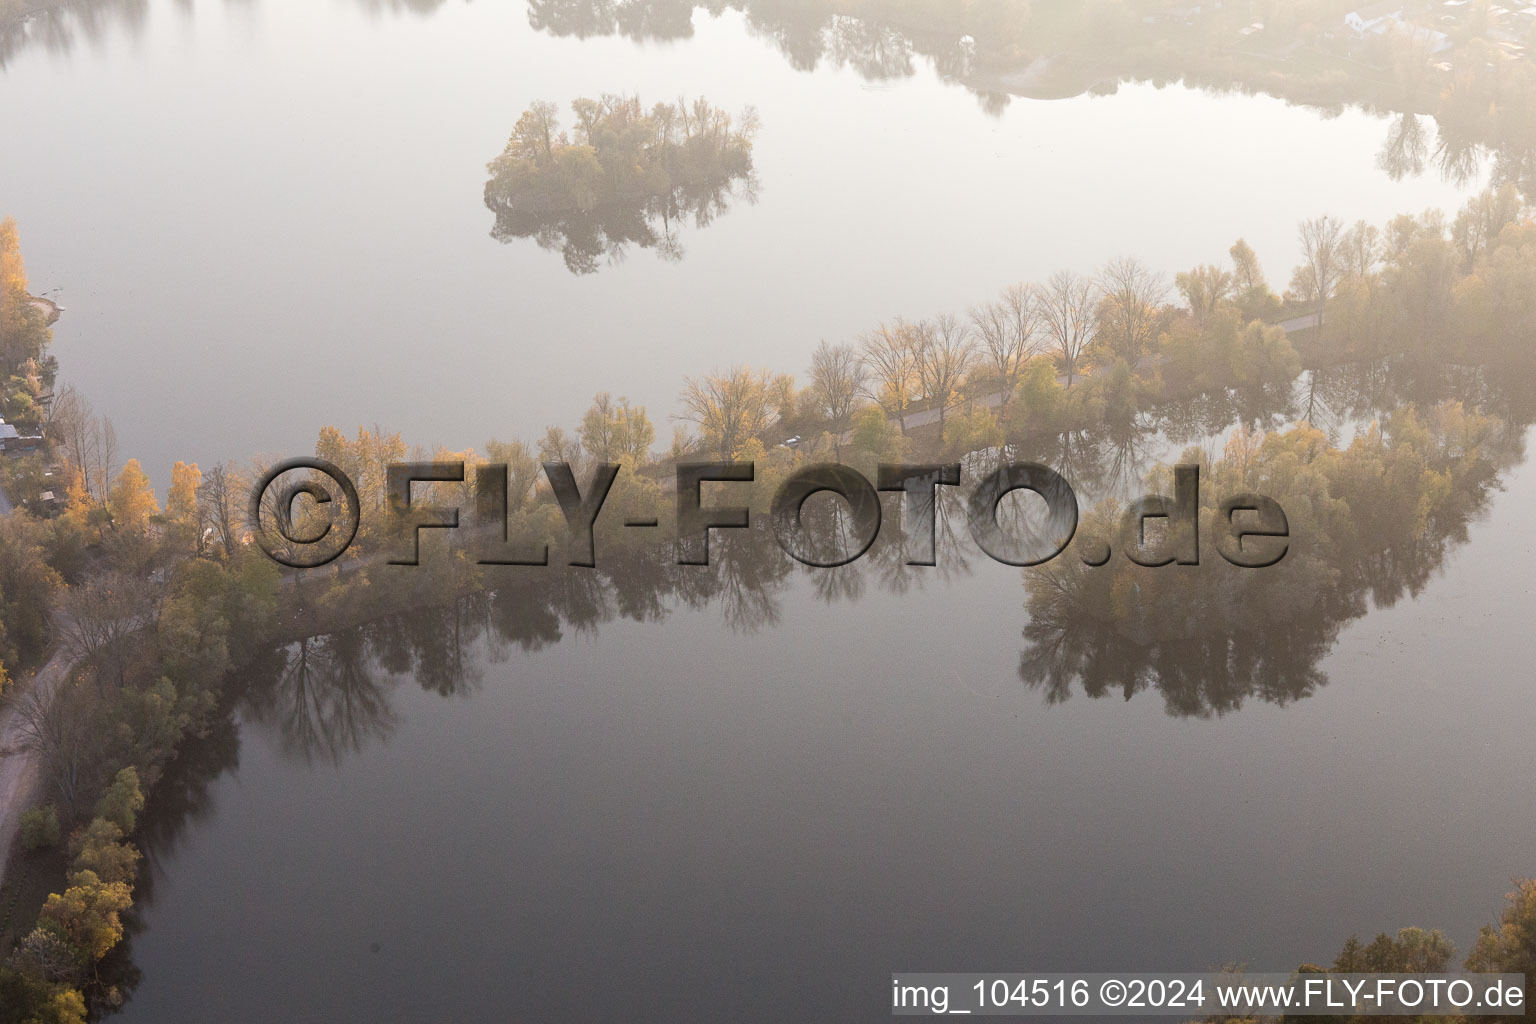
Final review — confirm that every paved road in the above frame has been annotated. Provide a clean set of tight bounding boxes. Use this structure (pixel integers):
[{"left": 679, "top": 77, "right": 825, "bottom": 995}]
[
  {"left": 0, "top": 645, "right": 74, "bottom": 890},
  {"left": 1279, "top": 311, "right": 1323, "bottom": 334}
]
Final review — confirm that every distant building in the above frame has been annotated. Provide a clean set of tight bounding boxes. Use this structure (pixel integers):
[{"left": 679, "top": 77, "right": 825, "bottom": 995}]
[
  {"left": 1346, "top": 2, "right": 1405, "bottom": 36},
  {"left": 0, "top": 418, "right": 43, "bottom": 457},
  {"left": 1399, "top": 22, "right": 1455, "bottom": 52},
  {"left": 1143, "top": 4, "right": 1207, "bottom": 24}
]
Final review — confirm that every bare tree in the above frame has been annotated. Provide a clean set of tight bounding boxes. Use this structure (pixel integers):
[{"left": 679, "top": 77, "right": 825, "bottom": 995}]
[
  {"left": 1452, "top": 184, "right": 1521, "bottom": 265},
  {"left": 1098, "top": 256, "right": 1168, "bottom": 363},
  {"left": 1377, "top": 112, "right": 1428, "bottom": 181},
  {"left": 10, "top": 927, "right": 82, "bottom": 984},
  {"left": 484, "top": 439, "right": 542, "bottom": 513},
  {"left": 46, "top": 385, "right": 116, "bottom": 501},
  {"left": 537, "top": 425, "right": 583, "bottom": 467},
  {"left": 1340, "top": 220, "right": 1382, "bottom": 280},
  {"left": 197, "top": 463, "right": 244, "bottom": 560},
  {"left": 808, "top": 340, "right": 867, "bottom": 456},
  {"left": 970, "top": 283, "right": 1043, "bottom": 402},
  {"left": 1038, "top": 270, "right": 1099, "bottom": 387},
  {"left": 913, "top": 313, "right": 975, "bottom": 434},
  {"left": 7, "top": 681, "right": 98, "bottom": 812},
  {"left": 55, "top": 573, "right": 159, "bottom": 691},
  {"left": 95, "top": 417, "right": 118, "bottom": 501},
  {"left": 1292, "top": 215, "right": 1346, "bottom": 343},
  {"left": 579, "top": 392, "right": 622, "bottom": 463},
  {"left": 859, "top": 321, "right": 918, "bottom": 434},
  {"left": 48, "top": 384, "right": 95, "bottom": 488}
]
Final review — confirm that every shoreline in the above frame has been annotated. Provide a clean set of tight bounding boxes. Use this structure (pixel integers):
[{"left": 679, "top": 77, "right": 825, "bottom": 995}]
[{"left": 28, "top": 293, "right": 61, "bottom": 326}]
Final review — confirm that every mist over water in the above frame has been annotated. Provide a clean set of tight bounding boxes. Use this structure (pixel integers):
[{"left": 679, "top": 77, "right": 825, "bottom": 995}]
[{"left": 0, "top": 0, "right": 1485, "bottom": 485}]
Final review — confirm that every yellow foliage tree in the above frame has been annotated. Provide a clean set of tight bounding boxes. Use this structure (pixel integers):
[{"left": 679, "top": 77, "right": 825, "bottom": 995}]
[
  {"left": 107, "top": 458, "right": 159, "bottom": 532},
  {"left": 1, "top": 217, "right": 54, "bottom": 371},
  {"left": 59, "top": 468, "right": 99, "bottom": 537},
  {"left": 165, "top": 460, "right": 202, "bottom": 548},
  {"left": 39, "top": 869, "right": 133, "bottom": 962}
]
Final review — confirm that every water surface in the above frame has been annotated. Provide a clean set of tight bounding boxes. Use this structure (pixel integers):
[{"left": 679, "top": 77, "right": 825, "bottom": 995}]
[{"left": 0, "top": 0, "right": 1485, "bottom": 482}]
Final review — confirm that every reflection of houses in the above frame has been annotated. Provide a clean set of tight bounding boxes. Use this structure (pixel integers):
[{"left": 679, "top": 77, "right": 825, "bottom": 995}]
[
  {"left": 1345, "top": 2, "right": 1404, "bottom": 37},
  {"left": 1488, "top": 4, "right": 1536, "bottom": 41},
  {"left": 1142, "top": 5, "right": 1206, "bottom": 25},
  {"left": 1344, "top": 2, "right": 1454, "bottom": 55},
  {"left": 1400, "top": 22, "right": 1455, "bottom": 52}
]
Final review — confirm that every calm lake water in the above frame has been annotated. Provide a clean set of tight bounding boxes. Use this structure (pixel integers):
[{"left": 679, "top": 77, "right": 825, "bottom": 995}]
[
  {"left": 6, "top": 1, "right": 1535, "bottom": 1021},
  {"left": 0, "top": 0, "right": 1486, "bottom": 484},
  {"left": 114, "top": 458, "right": 1536, "bottom": 1022}
]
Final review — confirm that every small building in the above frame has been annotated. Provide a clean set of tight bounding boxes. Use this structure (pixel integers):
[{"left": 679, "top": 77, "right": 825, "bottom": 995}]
[
  {"left": 1399, "top": 22, "right": 1455, "bottom": 52},
  {"left": 0, "top": 418, "right": 43, "bottom": 457},
  {"left": 1346, "top": 2, "right": 1405, "bottom": 36}
]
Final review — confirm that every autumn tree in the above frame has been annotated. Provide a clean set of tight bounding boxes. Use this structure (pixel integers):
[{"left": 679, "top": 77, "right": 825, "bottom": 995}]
[
  {"left": 107, "top": 459, "right": 158, "bottom": 533},
  {"left": 94, "top": 766, "right": 145, "bottom": 833},
  {"left": 1175, "top": 264, "right": 1233, "bottom": 325},
  {"left": 164, "top": 460, "right": 201, "bottom": 547},
  {"left": 1452, "top": 184, "right": 1522, "bottom": 266},
  {"left": 69, "top": 818, "right": 141, "bottom": 886},
  {"left": 1230, "top": 238, "right": 1265, "bottom": 295},
  {"left": 1340, "top": 220, "right": 1382, "bottom": 279},
  {"left": 38, "top": 869, "right": 133, "bottom": 963},
  {"left": 580, "top": 393, "right": 655, "bottom": 465},
  {"left": 0, "top": 217, "right": 53, "bottom": 373},
  {"left": 315, "top": 425, "right": 408, "bottom": 545},
  {"left": 538, "top": 425, "right": 582, "bottom": 467},
  {"left": 849, "top": 405, "right": 903, "bottom": 463},
  {"left": 0, "top": 511, "right": 61, "bottom": 670},
  {"left": 510, "top": 99, "right": 561, "bottom": 165},
  {"left": 484, "top": 95, "right": 758, "bottom": 274},
  {"left": 679, "top": 367, "right": 772, "bottom": 460},
  {"left": 1465, "top": 878, "right": 1536, "bottom": 1018},
  {"left": 1331, "top": 927, "right": 1456, "bottom": 973}
]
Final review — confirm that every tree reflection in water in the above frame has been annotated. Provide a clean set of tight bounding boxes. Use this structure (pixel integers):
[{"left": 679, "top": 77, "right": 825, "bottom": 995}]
[
  {"left": 483, "top": 95, "right": 759, "bottom": 274},
  {"left": 217, "top": 358, "right": 1536, "bottom": 769},
  {"left": 520, "top": 1, "right": 1536, "bottom": 196},
  {"left": 95, "top": 355, "right": 1536, "bottom": 1016}
]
